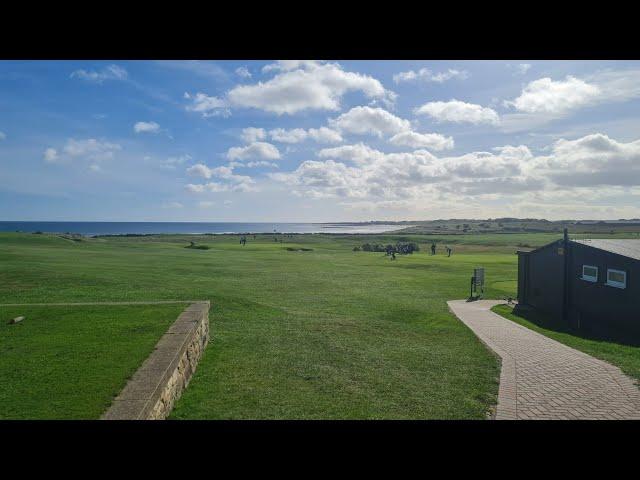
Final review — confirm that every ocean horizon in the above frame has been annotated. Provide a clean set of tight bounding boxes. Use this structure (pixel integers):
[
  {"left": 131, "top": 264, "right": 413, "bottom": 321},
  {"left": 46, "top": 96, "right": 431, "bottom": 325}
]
[{"left": 0, "top": 221, "right": 404, "bottom": 236}]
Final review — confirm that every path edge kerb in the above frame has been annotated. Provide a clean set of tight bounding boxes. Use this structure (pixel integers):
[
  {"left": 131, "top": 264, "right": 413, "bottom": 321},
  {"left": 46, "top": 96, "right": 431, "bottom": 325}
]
[
  {"left": 101, "top": 301, "right": 210, "bottom": 420},
  {"left": 447, "top": 300, "right": 517, "bottom": 420}
]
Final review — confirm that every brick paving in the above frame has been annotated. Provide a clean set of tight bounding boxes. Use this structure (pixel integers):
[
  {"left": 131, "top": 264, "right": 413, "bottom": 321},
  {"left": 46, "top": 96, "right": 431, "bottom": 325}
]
[{"left": 448, "top": 300, "right": 640, "bottom": 420}]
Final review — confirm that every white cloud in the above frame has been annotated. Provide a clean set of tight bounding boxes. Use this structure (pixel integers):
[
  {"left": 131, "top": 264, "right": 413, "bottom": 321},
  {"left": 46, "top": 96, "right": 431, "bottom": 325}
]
[
  {"left": 187, "top": 163, "right": 215, "bottom": 179},
  {"left": 184, "top": 92, "right": 230, "bottom": 117},
  {"left": 133, "top": 121, "right": 160, "bottom": 134},
  {"left": 227, "top": 142, "right": 281, "bottom": 161},
  {"left": 62, "top": 138, "right": 121, "bottom": 160},
  {"left": 318, "top": 143, "right": 386, "bottom": 165},
  {"left": 45, "top": 139, "right": 121, "bottom": 165},
  {"left": 235, "top": 66, "right": 252, "bottom": 78},
  {"left": 393, "top": 68, "right": 468, "bottom": 84},
  {"left": 389, "top": 131, "right": 454, "bottom": 151},
  {"left": 414, "top": 100, "right": 500, "bottom": 125},
  {"left": 271, "top": 140, "right": 538, "bottom": 201},
  {"left": 265, "top": 127, "right": 343, "bottom": 144},
  {"left": 70, "top": 64, "right": 128, "bottom": 83},
  {"left": 43, "top": 148, "right": 59, "bottom": 163},
  {"left": 517, "top": 63, "right": 532, "bottom": 75},
  {"left": 227, "top": 61, "right": 395, "bottom": 115},
  {"left": 245, "top": 160, "right": 279, "bottom": 168},
  {"left": 240, "top": 127, "right": 266, "bottom": 143},
  {"left": 185, "top": 162, "right": 257, "bottom": 193},
  {"left": 307, "top": 127, "right": 343, "bottom": 144},
  {"left": 269, "top": 128, "right": 308, "bottom": 144},
  {"left": 505, "top": 76, "right": 601, "bottom": 114},
  {"left": 0, "top": 131, "right": 5, "bottom": 140},
  {"left": 502, "top": 70, "right": 640, "bottom": 131},
  {"left": 160, "top": 154, "right": 191, "bottom": 169},
  {"left": 198, "top": 201, "right": 216, "bottom": 208},
  {"left": 330, "top": 106, "right": 411, "bottom": 137},
  {"left": 535, "top": 133, "right": 640, "bottom": 187}
]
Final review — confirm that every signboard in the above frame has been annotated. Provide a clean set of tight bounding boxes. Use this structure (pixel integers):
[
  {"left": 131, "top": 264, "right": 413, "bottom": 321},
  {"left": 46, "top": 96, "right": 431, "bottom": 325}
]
[
  {"left": 470, "top": 267, "right": 485, "bottom": 299},
  {"left": 473, "top": 268, "right": 485, "bottom": 286},
  {"left": 557, "top": 247, "right": 564, "bottom": 255}
]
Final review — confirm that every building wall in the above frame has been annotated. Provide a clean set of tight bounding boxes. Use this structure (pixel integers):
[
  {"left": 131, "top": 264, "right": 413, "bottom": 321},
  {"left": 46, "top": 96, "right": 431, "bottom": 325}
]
[
  {"left": 568, "top": 243, "right": 639, "bottom": 338},
  {"left": 518, "top": 240, "right": 640, "bottom": 339},
  {"left": 520, "top": 241, "right": 565, "bottom": 321}
]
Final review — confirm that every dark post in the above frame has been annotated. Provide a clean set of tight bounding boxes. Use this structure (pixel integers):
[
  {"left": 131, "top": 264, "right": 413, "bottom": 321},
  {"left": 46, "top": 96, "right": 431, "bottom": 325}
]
[{"left": 562, "top": 228, "right": 569, "bottom": 322}]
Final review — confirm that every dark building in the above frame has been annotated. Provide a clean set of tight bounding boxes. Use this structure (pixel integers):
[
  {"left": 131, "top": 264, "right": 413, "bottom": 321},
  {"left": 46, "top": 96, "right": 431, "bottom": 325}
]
[{"left": 517, "top": 230, "right": 640, "bottom": 339}]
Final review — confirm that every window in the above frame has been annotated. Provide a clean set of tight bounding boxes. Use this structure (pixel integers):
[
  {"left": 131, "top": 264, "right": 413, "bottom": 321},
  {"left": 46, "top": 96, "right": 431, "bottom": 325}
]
[
  {"left": 581, "top": 265, "right": 598, "bottom": 282},
  {"left": 606, "top": 269, "right": 627, "bottom": 289}
]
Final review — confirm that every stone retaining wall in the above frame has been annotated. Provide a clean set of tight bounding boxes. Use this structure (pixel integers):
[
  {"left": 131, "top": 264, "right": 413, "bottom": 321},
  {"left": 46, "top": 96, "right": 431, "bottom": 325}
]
[{"left": 101, "top": 301, "right": 210, "bottom": 420}]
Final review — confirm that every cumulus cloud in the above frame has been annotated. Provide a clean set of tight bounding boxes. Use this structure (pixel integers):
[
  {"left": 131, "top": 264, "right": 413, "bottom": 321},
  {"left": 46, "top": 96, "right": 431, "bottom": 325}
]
[
  {"left": 506, "top": 70, "right": 640, "bottom": 117},
  {"left": 185, "top": 163, "right": 256, "bottom": 193},
  {"left": 505, "top": 76, "right": 601, "bottom": 114},
  {"left": 330, "top": 106, "right": 411, "bottom": 137},
  {"left": 414, "top": 100, "right": 500, "bottom": 125},
  {"left": 535, "top": 133, "right": 640, "bottom": 187},
  {"left": 389, "top": 131, "right": 454, "bottom": 150},
  {"left": 502, "top": 70, "right": 640, "bottom": 131},
  {"left": 270, "top": 133, "right": 640, "bottom": 211},
  {"left": 70, "top": 64, "right": 128, "bottom": 83},
  {"left": 240, "top": 127, "right": 266, "bottom": 143},
  {"left": 270, "top": 138, "right": 539, "bottom": 201},
  {"left": 393, "top": 68, "right": 468, "bottom": 84},
  {"left": 318, "top": 143, "right": 386, "bottom": 165},
  {"left": 227, "top": 61, "right": 396, "bottom": 115},
  {"left": 227, "top": 141, "right": 281, "bottom": 161},
  {"left": 184, "top": 92, "right": 230, "bottom": 117},
  {"left": 133, "top": 121, "right": 160, "bottom": 134},
  {"left": 307, "top": 127, "right": 343, "bottom": 144},
  {"left": 269, "top": 128, "right": 308, "bottom": 144},
  {"left": 235, "top": 66, "right": 252, "bottom": 78}
]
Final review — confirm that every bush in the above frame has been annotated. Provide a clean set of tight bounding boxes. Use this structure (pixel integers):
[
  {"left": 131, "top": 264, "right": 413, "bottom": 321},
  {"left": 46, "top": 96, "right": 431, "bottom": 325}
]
[
  {"left": 360, "top": 242, "right": 419, "bottom": 255},
  {"left": 353, "top": 246, "right": 361, "bottom": 251}
]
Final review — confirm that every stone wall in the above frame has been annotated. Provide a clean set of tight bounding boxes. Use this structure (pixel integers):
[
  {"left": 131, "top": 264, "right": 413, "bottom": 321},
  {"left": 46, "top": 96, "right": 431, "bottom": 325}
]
[{"left": 101, "top": 301, "right": 210, "bottom": 420}]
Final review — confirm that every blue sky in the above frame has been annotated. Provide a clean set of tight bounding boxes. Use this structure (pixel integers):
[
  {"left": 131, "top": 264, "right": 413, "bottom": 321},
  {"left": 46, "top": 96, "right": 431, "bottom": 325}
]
[{"left": 2, "top": 59, "right": 640, "bottom": 221}]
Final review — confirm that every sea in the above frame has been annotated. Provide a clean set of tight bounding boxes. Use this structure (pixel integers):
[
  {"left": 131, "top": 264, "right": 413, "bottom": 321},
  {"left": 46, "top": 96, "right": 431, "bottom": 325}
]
[{"left": 0, "top": 221, "right": 404, "bottom": 236}]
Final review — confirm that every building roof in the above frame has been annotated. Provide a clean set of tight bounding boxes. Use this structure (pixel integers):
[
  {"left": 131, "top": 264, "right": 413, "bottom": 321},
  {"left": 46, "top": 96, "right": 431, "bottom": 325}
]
[{"left": 572, "top": 239, "right": 640, "bottom": 261}]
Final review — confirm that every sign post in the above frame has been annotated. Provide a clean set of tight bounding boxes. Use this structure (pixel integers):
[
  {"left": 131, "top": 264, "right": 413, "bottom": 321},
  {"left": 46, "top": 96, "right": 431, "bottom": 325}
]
[{"left": 469, "top": 267, "right": 485, "bottom": 300}]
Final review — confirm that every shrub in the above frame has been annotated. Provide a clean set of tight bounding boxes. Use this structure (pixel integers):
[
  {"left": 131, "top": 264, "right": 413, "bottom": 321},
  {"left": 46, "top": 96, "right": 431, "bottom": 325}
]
[
  {"left": 360, "top": 241, "right": 419, "bottom": 255},
  {"left": 353, "top": 246, "right": 361, "bottom": 251}
]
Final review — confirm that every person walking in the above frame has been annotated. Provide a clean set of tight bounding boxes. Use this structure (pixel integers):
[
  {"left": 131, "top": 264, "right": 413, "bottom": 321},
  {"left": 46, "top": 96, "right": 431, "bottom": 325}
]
[{"left": 431, "top": 243, "right": 436, "bottom": 255}]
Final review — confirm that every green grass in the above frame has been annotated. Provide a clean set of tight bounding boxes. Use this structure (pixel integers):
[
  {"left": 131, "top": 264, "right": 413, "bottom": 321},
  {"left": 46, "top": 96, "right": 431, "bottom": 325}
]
[
  {"left": 492, "top": 304, "right": 640, "bottom": 385},
  {"left": 0, "top": 231, "right": 528, "bottom": 419},
  {"left": 0, "top": 304, "right": 184, "bottom": 419}
]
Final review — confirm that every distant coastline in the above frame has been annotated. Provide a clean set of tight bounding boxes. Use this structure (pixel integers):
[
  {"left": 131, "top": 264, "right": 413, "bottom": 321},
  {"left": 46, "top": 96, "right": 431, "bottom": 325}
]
[{"left": 0, "top": 221, "right": 405, "bottom": 236}]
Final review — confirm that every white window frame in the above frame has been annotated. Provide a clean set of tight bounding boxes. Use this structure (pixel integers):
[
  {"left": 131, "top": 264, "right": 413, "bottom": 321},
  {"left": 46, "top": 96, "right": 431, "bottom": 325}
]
[
  {"left": 581, "top": 265, "right": 598, "bottom": 283},
  {"left": 606, "top": 269, "right": 627, "bottom": 289}
]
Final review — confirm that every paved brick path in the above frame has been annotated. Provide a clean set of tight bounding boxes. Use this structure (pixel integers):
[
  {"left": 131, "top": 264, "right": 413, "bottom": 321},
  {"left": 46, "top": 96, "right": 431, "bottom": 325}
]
[{"left": 448, "top": 300, "right": 640, "bottom": 420}]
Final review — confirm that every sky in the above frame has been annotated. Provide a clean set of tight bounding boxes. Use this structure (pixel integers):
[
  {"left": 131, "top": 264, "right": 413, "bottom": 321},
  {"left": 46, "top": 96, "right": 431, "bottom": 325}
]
[{"left": 1, "top": 59, "right": 640, "bottom": 222}]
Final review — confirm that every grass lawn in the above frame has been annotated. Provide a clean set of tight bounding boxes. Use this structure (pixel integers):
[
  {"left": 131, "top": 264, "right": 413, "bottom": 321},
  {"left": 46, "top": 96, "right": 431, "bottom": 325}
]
[
  {"left": 0, "top": 303, "right": 184, "bottom": 419},
  {"left": 0, "top": 231, "right": 527, "bottom": 419},
  {"left": 492, "top": 304, "right": 640, "bottom": 385}
]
